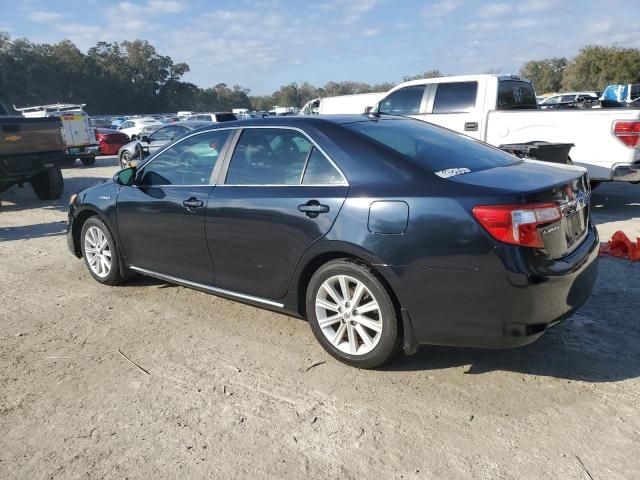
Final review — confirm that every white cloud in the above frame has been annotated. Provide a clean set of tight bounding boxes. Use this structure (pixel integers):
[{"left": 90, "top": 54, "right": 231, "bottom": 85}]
[
  {"left": 478, "top": 3, "right": 512, "bottom": 17},
  {"left": 321, "top": 0, "right": 379, "bottom": 25},
  {"left": 423, "top": 0, "right": 463, "bottom": 18},
  {"left": 518, "top": 0, "right": 553, "bottom": 13},
  {"left": 362, "top": 28, "right": 380, "bottom": 37},
  {"left": 28, "top": 11, "right": 64, "bottom": 23},
  {"left": 147, "top": 0, "right": 184, "bottom": 14}
]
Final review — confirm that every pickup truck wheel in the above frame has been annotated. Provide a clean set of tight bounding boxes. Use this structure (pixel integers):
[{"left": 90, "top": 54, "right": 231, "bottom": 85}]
[
  {"left": 81, "top": 156, "right": 96, "bottom": 166},
  {"left": 30, "top": 167, "right": 63, "bottom": 200},
  {"left": 80, "top": 217, "right": 125, "bottom": 286}
]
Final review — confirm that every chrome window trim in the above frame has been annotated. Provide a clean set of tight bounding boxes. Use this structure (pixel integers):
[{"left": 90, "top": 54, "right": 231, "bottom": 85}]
[
  {"left": 222, "top": 126, "right": 348, "bottom": 186},
  {"left": 129, "top": 265, "right": 284, "bottom": 308}
]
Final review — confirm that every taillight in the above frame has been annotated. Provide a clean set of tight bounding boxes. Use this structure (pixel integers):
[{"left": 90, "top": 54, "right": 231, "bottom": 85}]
[
  {"left": 94, "top": 128, "right": 99, "bottom": 141},
  {"left": 59, "top": 126, "right": 67, "bottom": 147},
  {"left": 613, "top": 120, "right": 640, "bottom": 148},
  {"left": 472, "top": 203, "right": 561, "bottom": 248}
]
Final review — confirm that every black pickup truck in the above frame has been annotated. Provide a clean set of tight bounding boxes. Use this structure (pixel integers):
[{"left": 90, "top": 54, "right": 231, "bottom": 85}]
[{"left": 0, "top": 100, "right": 67, "bottom": 200}]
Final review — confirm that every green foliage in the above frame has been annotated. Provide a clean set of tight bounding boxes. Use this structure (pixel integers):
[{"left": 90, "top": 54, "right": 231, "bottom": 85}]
[
  {"left": 519, "top": 58, "right": 567, "bottom": 94},
  {"left": 561, "top": 45, "right": 640, "bottom": 91},
  {"left": 402, "top": 70, "right": 444, "bottom": 82}
]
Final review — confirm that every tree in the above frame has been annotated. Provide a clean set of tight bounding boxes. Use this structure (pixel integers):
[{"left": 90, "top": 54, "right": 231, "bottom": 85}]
[
  {"left": 561, "top": 45, "right": 640, "bottom": 91},
  {"left": 519, "top": 57, "right": 567, "bottom": 94},
  {"left": 402, "top": 69, "right": 443, "bottom": 82}
]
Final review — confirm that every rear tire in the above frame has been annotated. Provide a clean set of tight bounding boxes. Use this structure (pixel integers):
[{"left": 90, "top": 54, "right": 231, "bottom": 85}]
[
  {"left": 306, "top": 259, "right": 401, "bottom": 369},
  {"left": 80, "top": 217, "right": 126, "bottom": 286},
  {"left": 30, "top": 167, "right": 63, "bottom": 200},
  {"left": 81, "top": 156, "right": 96, "bottom": 166}
]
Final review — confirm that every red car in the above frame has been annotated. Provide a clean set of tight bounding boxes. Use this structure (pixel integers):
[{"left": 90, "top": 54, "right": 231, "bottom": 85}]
[{"left": 95, "top": 128, "right": 130, "bottom": 156}]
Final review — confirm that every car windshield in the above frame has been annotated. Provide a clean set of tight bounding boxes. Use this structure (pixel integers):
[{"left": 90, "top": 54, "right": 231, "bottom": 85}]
[{"left": 345, "top": 118, "right": 518, "bottom": 175}]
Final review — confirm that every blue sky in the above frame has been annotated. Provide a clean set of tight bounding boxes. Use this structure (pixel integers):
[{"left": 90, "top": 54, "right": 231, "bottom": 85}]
[{"left": 1, "top": 0, "right": 639, "bottom": 94}]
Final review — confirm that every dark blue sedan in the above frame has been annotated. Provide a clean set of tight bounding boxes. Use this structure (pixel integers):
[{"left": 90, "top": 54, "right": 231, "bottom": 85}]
[{"left": 67, "top": 115, "right": 598, "bottom": 368}]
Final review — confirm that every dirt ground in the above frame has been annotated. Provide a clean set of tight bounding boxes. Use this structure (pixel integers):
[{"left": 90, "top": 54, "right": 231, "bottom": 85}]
[{"left": 1, "top": 157, "right": 639, "bottom": 479}]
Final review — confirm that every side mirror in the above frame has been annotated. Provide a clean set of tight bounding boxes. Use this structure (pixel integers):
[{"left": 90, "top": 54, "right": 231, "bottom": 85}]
[
  {"left": 115, "top": 166, "right": 136, "bottom": 186},
  {"left": 141, "top": 135, "right": 150, "bottom": 143}
]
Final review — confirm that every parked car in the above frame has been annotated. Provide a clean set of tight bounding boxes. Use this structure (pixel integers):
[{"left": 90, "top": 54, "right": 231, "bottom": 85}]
[
  {"left": 118, "top": 121, "right": 211, "bottom": 168},
  {"left": 186, "top": 112, "right": 237, "bottom": 122},
  {"left": 67, "top": 116, "right": 598, "bottom": 368},
  {"left": 118, "top": 118, "right": 164, "bottom": 140},
  {"left": 539, "top": 91, "right": 600, "bottom": 107},
  {"left": 90, "top": 117, "right": 113, "bottom": 128},
  {"left": 95, "top": 128, "right": 130, "bottom": 156},
  {"left": 0, "top": 99, "right": 67, "bottom": 200},
  {"left": 110, "top": 117, "right": 126, "bottom": 129},
  {"left": 375, "top": 74, "right": 640, "bottom": 184},
  {"left": 15, "top": 103, "right": 99, "bottom": 166}
]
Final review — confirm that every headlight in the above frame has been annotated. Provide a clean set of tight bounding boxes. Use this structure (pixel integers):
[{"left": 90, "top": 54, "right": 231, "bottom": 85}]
[{"left": 69, "top": 193, "right": 78, "bottom": 205}]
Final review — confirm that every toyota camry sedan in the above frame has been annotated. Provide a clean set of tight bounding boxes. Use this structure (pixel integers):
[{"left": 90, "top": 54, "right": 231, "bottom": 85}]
[{"left": 67, "top": 115, "right": 598, "bottom": 368}]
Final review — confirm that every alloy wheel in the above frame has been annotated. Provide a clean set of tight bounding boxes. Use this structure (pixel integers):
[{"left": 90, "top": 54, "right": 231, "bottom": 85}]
[
  {"left": 315, "top": 274, "right": 383, "bottom": 355},
  {"left": 84, "top": 226, "right": 112, "bottom": 278}
]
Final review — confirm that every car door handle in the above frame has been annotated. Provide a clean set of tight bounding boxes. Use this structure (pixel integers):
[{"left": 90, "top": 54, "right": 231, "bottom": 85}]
[
  {"left": 182, "top": 197, "right": 204, "bottom": 210},
  {"left": 464, "top": 122, "right": 478, "bottom": 131},
  {"left": 298, "top": 201, "right": 329, "bottom": 218}
]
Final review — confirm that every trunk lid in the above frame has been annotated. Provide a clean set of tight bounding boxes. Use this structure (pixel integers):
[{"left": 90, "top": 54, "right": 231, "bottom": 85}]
[{"left": 452, "top": 159, "right": 591, "bottom": 259}]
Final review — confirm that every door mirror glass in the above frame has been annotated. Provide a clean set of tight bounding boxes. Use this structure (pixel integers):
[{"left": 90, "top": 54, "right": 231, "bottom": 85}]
[{"left": 116, "top": 167, "right": 136, "bottom": 186}]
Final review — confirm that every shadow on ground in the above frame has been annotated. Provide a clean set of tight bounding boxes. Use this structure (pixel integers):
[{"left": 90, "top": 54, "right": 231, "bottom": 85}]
[{"left": 0, "top": 221, "right": 67, "bottom": 241}]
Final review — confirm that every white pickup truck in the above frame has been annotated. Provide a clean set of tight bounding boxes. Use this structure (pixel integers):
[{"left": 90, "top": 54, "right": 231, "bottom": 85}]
[{"left": 375, "top": 74, "right": 640, "bottom": 183}]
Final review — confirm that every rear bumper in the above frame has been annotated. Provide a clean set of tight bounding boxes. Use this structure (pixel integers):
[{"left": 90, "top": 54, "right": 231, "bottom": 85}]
[
  {"left": 612, "top": 163, "right": 640, "bottom": 182},
  {"left": 384, "top": 224, "right": 599, "bottom": 349}
]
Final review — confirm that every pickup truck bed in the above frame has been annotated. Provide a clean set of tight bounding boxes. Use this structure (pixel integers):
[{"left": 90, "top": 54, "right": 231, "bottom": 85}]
[{"left": 0, "top": 114, "right": 68, "bottom": 199}]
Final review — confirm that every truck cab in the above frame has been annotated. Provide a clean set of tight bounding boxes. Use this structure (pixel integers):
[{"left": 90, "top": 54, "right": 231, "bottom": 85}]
[{"left": 376, "top": 74, "right": 640, "bottom": 183}]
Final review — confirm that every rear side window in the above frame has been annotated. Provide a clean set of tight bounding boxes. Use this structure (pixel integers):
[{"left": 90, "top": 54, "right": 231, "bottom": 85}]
[
  {"left": 0, "top": 102, "right": 8, "bottom": 116},
  {"left": 226, "top": 128, "right": 310, "bottom": 185},
  {"left": 378, "top": 86, "right": 424, "bottom": 115},
  {"left": 302, "top": 148, "right": 343, "bottom": 185},
  {"left": 432, "top": 82, "right": 478, "bottom": 113},
  {"left": 345, "top": 119, "right": 517, "bottom": 175},
  {"left": 497, "top": 80, "right": 537, "bottom": 110}
]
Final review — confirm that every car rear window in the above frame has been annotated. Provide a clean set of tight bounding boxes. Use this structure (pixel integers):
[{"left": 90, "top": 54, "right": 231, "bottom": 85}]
[
  {"left": 216, "top": 113, "right": 237, "bottom": 122},
  {"left": 345, "top": 119, "right": 517, "bottom": 176},
  {"left": 497, "top": 80, "right": 537, "bottom": 110}
]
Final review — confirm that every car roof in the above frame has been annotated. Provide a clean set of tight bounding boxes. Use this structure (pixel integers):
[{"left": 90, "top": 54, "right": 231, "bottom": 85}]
[{"left": 189, "top": 114, "right": 384, "bottom": 133}]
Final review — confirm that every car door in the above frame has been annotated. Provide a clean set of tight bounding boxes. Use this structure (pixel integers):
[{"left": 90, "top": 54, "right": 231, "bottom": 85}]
[
  {"left": 421, "top": 81, "right": 484, "bottom": 140},
  {"left": 116, "top": 128, "right": 235, "bottom": 285},
  {"left": 205, "top": 127, "right": 349, "bottom": 301}
]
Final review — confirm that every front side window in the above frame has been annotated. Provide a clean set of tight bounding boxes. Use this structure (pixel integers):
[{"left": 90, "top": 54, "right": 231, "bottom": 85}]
[
  {"left": 139, "top": 129, "right": 232, "bottom": 186},
  {"left": 433, "top": 82, "right": 478, "bottom": 113},
  {"left": 378, "top": 86, "right": 425, "bottom": 115},
  {"left": 225, "top": 128, "right": 311, "bottom": 185}
]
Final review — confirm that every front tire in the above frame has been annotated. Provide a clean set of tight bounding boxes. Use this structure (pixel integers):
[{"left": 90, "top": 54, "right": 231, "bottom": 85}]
[
  {"left": 30, "top": 167, "right": 63, "bottom": 200},
  {"left": 80, "top": 217, "right": 125, "bottom": 286},
  {"left": 306, "top": 259, "right": 400, "bottom": 369}
]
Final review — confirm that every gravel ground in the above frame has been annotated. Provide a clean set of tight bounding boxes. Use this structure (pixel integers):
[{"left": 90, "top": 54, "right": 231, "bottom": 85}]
[{"left": 1, "top": 157, "right": 639, "bottom": 479}]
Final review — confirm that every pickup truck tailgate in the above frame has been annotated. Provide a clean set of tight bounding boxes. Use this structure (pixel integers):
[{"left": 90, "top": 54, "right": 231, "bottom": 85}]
[{"left": 0, "top": 117, "right": 64, "bottom": 156}]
